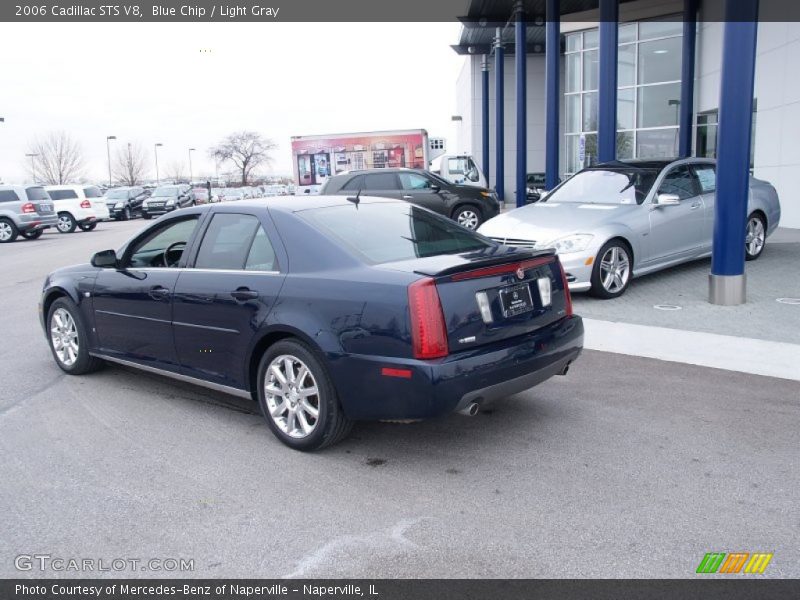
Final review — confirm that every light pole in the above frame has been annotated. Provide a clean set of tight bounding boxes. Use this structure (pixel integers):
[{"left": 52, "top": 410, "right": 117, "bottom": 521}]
[
  {"left": 188, "top": 148, "right": 196, "bottom": 184},
  {"left": 106, "top": 135, "right": 117, "bottom": 187},
  {"left": 25, "top": 153, "right": 39, "bottom": 183},
  {"left": 154, "top": 143, "right": 163, "bottom": 184}
]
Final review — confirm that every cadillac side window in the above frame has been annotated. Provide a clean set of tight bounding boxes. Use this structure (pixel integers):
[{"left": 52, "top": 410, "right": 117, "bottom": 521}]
[
  {"left": 128, "top": 217, "right": 199, "bottom": 269},
  {"left": 399, "top": 173, "right": 433, "bottom": 190},
  {"left": 341, "top": 175, "right": 365, "bottom": 191},
  {"left": 245, "top": 227, "right": 278, "bottom": 272},
  {"left": 195, "top": 213, "right": 264, "bottom": 270},
  {"left": 658, "top": 166, "right": 697, "bottom": 201},
  {"left": 694, "top": 165, "right": 716, "bottom": 193}
]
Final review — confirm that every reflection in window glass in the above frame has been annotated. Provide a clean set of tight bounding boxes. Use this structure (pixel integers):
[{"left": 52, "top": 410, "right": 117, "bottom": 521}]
[
  {"left": 638, "top": 37, "right": 682, "bottom": 84},
  {"left": 618, "top": 23, "right": 637, "bottom": 43},
  {"left": 565, "top": 135, "right": 580, "bottom": 174},
  {"left": 582, "top": 92, "right": 598, "bottom": 132},
  {"left": 583, "top": 134, "right": 598, "bottom": 167},
  {"left": 584, "top": 30, "right": 599, "bottom": 49},
  {"left": 583, "top": 49, "right": 598, "bottom": 90},
  {"left": 566, "top": 33, "right": 581, "bottom": 52},
  {"left": 617, "top": 132, "right": 635, "bottom": 160},
  {"left": 566, "top": 95, "right": 581, "bottom": 134},
  {"left": 639, "top": 19, "right": 683, "bottom": 40},
  {"left": 617, "top": 88, "right": 635, "bottom": 130},
  {"left": 618, "top": 43, "right": 636, "bottom": 87},
  {"left": 637, "top": 82, "right": 681, "bottom": 128},
  {"left": 566, "top": 53, "right": 581, "bottom": 93},
  {"left": 636, "top": 129, "right": 678, "bottom": 158}
]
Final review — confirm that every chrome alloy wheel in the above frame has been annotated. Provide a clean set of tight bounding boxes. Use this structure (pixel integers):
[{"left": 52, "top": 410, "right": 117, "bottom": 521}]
[
  {"left": 745, "top": 216, "right": 765, "bottom": 257},
  {"left": 264, "top": 355, "right": 320, "bottom": 439},
  {"left": 57, "top": 215, "right": 73, "bottom": 232},
  {"left": 599, "top": 246, "right": 631, "bottom": 294},
  {"left": 0, "top": 221, "right": 12, "bottom": 241},
  {"left": 50, "top": 307, "right": 79, "bottom": 367},
  {"left": 457, "top": 210, "right": 480, "bottom": 230}
]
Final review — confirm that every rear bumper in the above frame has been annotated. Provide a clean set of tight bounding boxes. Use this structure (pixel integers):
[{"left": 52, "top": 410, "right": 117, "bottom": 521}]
[
  {"left": 18, "top": 214, "right": 58, "bottom": 231},
  {"left": 93, "top": 205, "right": 111, "bottom": 220},
  {"left": 332, "top": 315, "right": 583, "bottom": 420}
]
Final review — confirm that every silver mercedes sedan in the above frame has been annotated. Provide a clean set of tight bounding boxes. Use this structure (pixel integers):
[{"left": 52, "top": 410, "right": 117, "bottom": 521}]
[{"left": 478, "top": 158, "right": 781, "bottom": 298}]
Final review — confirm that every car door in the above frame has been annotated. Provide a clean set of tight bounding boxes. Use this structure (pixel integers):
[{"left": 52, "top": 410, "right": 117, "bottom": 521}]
[
  {"left": 130, "top": 187, "right": 145, "bottom": 214},
  {"left": 362, "top": 172, "right": 403, "bottom": 201},
  {"left": 397, "top": 171, "right": 448, "bottom": 215},
  {"left": 692, "top": 163, "right": 717, "bottom": 252},
  {"left": 646, "top": 164, "right": 705, "bottom": 265},
  {"left": 172, "top": 211, "right": 287, "bottom": 389},
  {"left": 92, "top": 215, "right": 201, "bottom": 369}
]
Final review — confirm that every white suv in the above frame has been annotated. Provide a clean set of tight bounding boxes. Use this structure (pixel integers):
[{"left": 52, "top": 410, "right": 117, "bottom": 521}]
[{"left": 45, "top": 185, "right": 110, "bottom": 233}]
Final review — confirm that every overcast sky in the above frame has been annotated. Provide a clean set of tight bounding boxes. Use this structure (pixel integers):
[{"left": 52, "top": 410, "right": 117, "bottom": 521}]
[{"left": 0, "top": 22, "right": 464, "bottom": 183}]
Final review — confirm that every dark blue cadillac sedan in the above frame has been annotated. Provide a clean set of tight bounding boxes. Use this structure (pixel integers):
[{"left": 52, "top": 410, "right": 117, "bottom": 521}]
[{"left": 40, "top": 196, "right": 583, "bottom": 450}]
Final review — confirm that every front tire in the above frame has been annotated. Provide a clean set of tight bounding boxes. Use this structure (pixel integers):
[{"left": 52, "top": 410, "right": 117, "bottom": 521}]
[
  {"left": 256, "top": 339, "right": 352, "bottom": 451},
  {"left": 0, "top": 218, "right": 20, "bottom": 243},
  {"left": 56, "top": 212, "right": 77, "bottom": 234},
  {"left": 47, "top": 297, "right": 103, "bottom": 375},
  {"left": 590, "top": 240, "right": 633, "bottom": 299},
  {"left": 142, "top": 213, "right": 152, "bottom": 220},
  {"left": 453, "top": 205, "right": 483, "bottom": 230},
  {"left": 122, "top": 206, "right": 131, "bottom": 221},
  {"left": 745, "top": 213, "right": 766, "bottom": 261}
]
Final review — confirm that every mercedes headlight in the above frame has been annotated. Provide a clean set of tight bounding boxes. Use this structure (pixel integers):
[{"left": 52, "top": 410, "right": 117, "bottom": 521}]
[
  {"left": 541, "top": 234, "right": 594, "bottom": 254},
  {"left": 114, "top": 202, "right": 124, "bottom": 209},
  {"left": 166, "top": 199, "right": 175, "bottom": 206}
]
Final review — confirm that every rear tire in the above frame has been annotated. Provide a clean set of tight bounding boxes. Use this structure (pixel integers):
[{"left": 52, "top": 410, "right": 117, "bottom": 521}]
[
  {"left": 745, "top": 213, "right": 767, "bottom": 261},
  {"left": 256, "top": 339, "right": 352, "bottom": 451},
  {"left": 142, "top": 214, "right": 152, "bottom": 220},
  {"left": 453, "top": 205, "right": 483, "bottom": 230},
  {"left": 56, "top": 212, "right": 77, "bottom": 234},
  {"left": 21, "top": 229, "right": 44, "bottom": 240},
  {"left": 47, "top": 297, "right": 103, "bottom": 375},
  {"left": 78, "top": 222, "right": 97, "bottom": 232},
  {"left": 589, "top": 240, "right": 633, "bottom": 299},
  {"left": 0, "top": 218, "right": 20, "bottom": 243}
]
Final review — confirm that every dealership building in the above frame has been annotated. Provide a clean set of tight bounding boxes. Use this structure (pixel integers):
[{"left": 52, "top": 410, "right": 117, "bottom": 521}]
[{"left": 452, "top": 0, "right": 800, "bottom": 232}]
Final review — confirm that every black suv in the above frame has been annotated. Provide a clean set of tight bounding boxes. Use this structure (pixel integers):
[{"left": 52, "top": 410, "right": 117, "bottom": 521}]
[
  {"left": 104, "top": 186, "right": 149, "bottom": 220},
  {"left": 320, "top": 168, "right": 499, "bottom": 229}
]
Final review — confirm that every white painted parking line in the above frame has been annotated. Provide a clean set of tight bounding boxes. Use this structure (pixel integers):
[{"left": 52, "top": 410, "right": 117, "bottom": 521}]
[{"left": 583, "top": 318, "right": 800, "bottom": 382}]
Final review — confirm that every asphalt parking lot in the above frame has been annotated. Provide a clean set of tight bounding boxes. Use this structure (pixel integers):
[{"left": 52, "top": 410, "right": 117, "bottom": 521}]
[{"left": 1, "top": 220, "right": 799, "bottom": 578}]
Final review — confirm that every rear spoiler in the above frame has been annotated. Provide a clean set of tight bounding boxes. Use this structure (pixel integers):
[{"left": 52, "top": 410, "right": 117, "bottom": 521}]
[{"left": 415, "top": 249, "right": 556, "bottom": 278}]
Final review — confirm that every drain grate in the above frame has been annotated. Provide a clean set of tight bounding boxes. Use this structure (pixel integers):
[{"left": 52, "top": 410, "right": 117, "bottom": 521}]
[
  {"left": 653, "top": 304, "right": 682, "bottom": 311},
  {"left": 776, "top": 298, "right": 800, "bottom": 305}
]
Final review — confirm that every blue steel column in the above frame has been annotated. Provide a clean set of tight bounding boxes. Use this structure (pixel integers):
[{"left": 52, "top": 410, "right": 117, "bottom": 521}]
[
  {"left": 678, "top": 0, "right": 698, "bottom": 157},
  {"left": 710, "top": 0, "right": 759, "bottom": 305},
  {"left": 481, "top": 55, "right": 490, "bottom": 186},
  {"left": 515, "top": 3, "right": 527, "bottom": 207},
  {"left": 597, "top": 0, "right": 618, "bottom": 163},
  {"left": 494, "top": 28, "right": 505, "bottom": 202},
  {"left": 545, "top": 0, "right": 560, "bottom": 190}
]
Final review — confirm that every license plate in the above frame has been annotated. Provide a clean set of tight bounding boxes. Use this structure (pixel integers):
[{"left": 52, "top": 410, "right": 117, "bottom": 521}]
[
  {"left": 499, "top": 283, "right": 534, "bottom": 317},
  {"left": 39, "top": 203, "right": 53, "bottom": 212}
]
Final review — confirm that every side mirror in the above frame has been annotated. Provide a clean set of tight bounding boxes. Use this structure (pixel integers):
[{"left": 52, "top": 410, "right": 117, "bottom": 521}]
[
  {"left": 91, "top": 249, "right": 118, "bottom": 269},
  {"left": 430, "top": 185, "right": 441, "bottom": 193},
  {"left": 655, "top": 193, "right": 680, "bottom": 207}
]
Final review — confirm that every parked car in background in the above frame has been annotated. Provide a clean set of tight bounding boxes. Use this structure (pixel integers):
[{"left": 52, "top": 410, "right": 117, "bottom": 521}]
[
  {"left": 193, "top": 188, "right": 211, "bottom": 204},
  {"left": 526, "top": 172, "right": 561, "bottom": 204},
  {"left": 479, "top": 158, "right": 781, "bottom": 298},
  {"left": 320, "top": 168, "right": 500, "bottom": 230},
  {"left": 39, "top": 196, "right": 582, "bottom": 450},
  {"left": 0, "top": 184, "right": 58, "bottom": 242},
  {"left": 104, "top": 186, "right": 149, "bottom": 220},
  {"left": 141, "top": 184, "right": 194, "bottom": 219},
  {"left": 45, "top": 185, "right": 109, "bottom": 233},
  {"left": 219, "top": 188, "right": 245, "bottom": 202}
]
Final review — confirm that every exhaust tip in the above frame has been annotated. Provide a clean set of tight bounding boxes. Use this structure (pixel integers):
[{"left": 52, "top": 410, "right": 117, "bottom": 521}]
[
  {"left": 457, "top": 402, "right": 480, "bottom": 417},
  {"left": 558, "top": 361, "right": 571, "bottom": 376}
]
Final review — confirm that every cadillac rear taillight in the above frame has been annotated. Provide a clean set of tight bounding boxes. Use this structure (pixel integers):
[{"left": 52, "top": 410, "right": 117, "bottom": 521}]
[
  {"left": 558, "top": 258, "right": 573, "bottom": 317},
  {"left": 408, "top": 277, "right": 448, "bottom": 360},
  {"left": 21, "top": 202, "right": 36, "bottom": 213},
  {"left": 80, "top": 200, "right": 91, "bottom": 208}
]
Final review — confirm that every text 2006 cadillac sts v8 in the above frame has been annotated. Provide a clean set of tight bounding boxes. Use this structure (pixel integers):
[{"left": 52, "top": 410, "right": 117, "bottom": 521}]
[{"left": 40, "top": 197, "right": 583, "bottom": 450}]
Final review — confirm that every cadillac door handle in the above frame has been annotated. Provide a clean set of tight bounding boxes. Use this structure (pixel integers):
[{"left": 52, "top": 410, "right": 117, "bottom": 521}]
[
  {"left": 230, "top": 288, "right": 258, "bottom": 301},
  {"left": 402, "top": 195, "right": 414, "bottom": 199},
  {"left": 148, "top": 286, "right": 170, "bottom": 300}
]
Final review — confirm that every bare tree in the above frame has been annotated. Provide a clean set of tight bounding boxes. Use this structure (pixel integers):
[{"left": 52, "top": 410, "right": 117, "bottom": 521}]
[
  {"left": 209, "top": 131, "right": 277, "bottom": 185},
  {"left": 163, "top": 160, "right": 187, "bottom": 183},
  {"left": 25, "top": 131, "right": 85, "bottom": 184},
  {"left": 113, "top": 142, "right": 149, "bottom": 186}
]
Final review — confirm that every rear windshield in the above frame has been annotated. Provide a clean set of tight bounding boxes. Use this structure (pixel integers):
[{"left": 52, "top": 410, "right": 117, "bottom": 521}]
[
  {"left": 47, "top": 189, "right": 79, "bottom": 200},
  {"left": 301, "top": 203, "right": 492, "bottom": 264},
  {"left": 25, "top": 187, "right": 50, "bottom": 201},
  {"left": 83, "top": 186, "right": 103, "bottom": 198}
]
